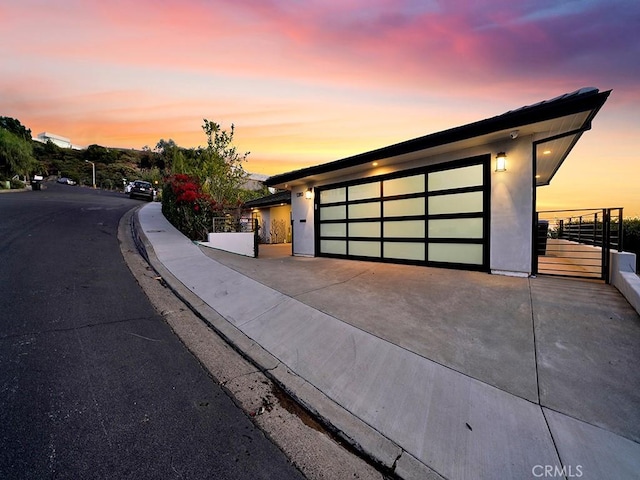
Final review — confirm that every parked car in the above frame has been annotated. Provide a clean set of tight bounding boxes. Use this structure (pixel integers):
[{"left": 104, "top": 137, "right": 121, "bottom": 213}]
[
  {"left": 129, "top": 180, "right": 154, "bottom": 201},
  {"left": 57, "top": 177, "right": 76, "bottom": 185},
  {"left": 124, "top": 182, "right": 134, "bottom": 194}
]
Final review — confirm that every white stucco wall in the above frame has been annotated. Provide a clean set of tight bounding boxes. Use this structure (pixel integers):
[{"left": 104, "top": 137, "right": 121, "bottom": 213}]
[
  {"left": 289, "top": 137, "right": 536, "bottom": 273},
  {"left": 610, "top": 251, "right": 640, "bottom": 315},
  {"left": 489, "top": 138, "right": 534, "bottom": 275},
  {"left": 291, "top": 187, "right": 315, "bottom": 256},
  {"left": 207, "top": 232, "right": 256, "bottom": 257}
]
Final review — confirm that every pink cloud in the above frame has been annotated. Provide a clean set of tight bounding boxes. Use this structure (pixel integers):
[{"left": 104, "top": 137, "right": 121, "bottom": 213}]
[
  {"left": 2, "top": 0, "right": 639, "bottom": 193},
  {"left": 5, "top": 0, "right": 636, "bottom": 103}
]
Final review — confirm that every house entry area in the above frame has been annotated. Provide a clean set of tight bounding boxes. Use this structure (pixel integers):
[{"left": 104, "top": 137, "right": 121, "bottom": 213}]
[{"left": 315, "top": 155, "right": 490, "bottom": 270}]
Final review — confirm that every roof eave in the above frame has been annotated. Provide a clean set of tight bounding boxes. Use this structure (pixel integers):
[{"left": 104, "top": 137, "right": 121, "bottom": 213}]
[
  {"left": 536, "top": 90, "right": 611, "bottom": 186},
  {"left": 266, "top": 89, "right": 611, "bottom": 187}
]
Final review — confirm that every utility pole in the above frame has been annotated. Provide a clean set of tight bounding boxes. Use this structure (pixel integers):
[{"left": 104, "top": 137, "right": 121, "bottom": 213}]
[{"left": 85, "top": 160, "right": 96, "bottom": 188}]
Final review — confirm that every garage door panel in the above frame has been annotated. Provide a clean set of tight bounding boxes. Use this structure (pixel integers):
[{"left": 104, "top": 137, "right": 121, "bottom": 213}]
[
  {"left": 383, "top": 174, "right": 425, "bottom": 197},
  {"left": 428, "top": 243, "right": 483, "bottom": 264},
  {"left": 321, "top": 223, "right": 346, "bottom": 237},
  {"left": 348, "top": 182, "right": 380, "bottom": 201},
  {"left": 428, "top": 164, "right": 483, "bottom": 191},
  {"left": 320, "top": 187, "right": 346, "bottom": 203},
  {"left": 428, "top": 218, "right": 483, "bottom": 239},
  {"left": 349, "top": 241, "right": 381, "bottom": 257},
  {"left": 349, "top": 222, "right": 381, "bottom": 237},
  {"left": 384, "top": 242, "right": 425, "bottom": 261},
  {"left": 384, "top": 220, "right": 425, "bottom": 238},
  {"left": 321, "top": 240, "right": 347, "bottom": 255},
  {"left": 429, "top": 191, "right": 483, "bottom": 215},
  {"left": 320, "top": 205, "right": 346, "bottom": 221},
  {"left": 348, "top": 202, "right": 380, "bottom": 219},
  {"left": 384, "top": 197, "right": 425, "bottom": 216}
]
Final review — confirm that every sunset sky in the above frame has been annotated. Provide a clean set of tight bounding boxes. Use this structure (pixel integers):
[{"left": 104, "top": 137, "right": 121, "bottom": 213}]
[{"left": 1, "top": 0, "right": 638, "bottom": 215}]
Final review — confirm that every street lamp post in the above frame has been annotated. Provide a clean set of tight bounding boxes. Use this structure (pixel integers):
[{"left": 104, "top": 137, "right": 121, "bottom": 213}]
[{"left": 85, "top": 160, "right": 96, "bottom": 188}]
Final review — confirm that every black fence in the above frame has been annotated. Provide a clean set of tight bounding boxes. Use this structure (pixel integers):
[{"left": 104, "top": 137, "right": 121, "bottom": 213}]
[
  {"left": 212, "top": 216, "right": 258, "bottom": 233},
  {"left": 535, "top": 208, "right": 623, "bottom": 282}
]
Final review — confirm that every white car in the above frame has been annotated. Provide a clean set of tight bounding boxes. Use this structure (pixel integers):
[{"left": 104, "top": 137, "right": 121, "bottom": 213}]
[
  {"left": 124, "top": 182, "right": 134, "bottom": 193},
  {"left": 57, "top": 177, "right": 76, "bottom": 185}
]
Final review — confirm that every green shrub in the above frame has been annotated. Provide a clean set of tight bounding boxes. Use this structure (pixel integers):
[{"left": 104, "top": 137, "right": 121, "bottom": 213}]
[
  {"left": 622, "top": 218, "right": 640, "bottom": 270},
  {"left": 10, "top": 178, "right": 25, "bottom": 189}
]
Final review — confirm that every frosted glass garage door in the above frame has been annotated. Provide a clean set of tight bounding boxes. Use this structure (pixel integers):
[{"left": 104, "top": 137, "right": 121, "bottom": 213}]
[{"left": 316, "top": 157, "right": 487, "bottom": 269}]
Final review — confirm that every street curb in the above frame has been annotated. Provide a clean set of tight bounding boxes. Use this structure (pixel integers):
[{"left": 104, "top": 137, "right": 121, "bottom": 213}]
[
  {"left": 0, "top": 188, "right": 31, "bottom": 194},
  {"left": 130, "top": 208, "right": 442, "bottom": 480}
]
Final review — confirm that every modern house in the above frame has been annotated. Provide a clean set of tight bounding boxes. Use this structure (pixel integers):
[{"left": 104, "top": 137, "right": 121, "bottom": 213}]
[
  {"left": 34, "top": 132, "right": 82, "bottom": 150},
  {"left": 265, "top": 87, "right": 611, "bottom": 277},
  {"left": 242, "top": 172, "right": 270, "bottom": 191}
]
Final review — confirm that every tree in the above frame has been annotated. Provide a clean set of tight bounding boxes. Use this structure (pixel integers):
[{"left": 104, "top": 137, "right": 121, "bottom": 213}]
[
  {"left": 0, "top": 128, "right": 38, "bottom": 178},
  {"left": 84, "top": 144, "right": 117, "bottom": 164},
  {"left": 0, "top": 116, "right": 32, "bottom": 142},
  {"left": 197, "top": 119, "right": 249, "bottom": 207},
  {"left": 623, "top": 217, "right": 640, "bottom": 270},
  {"left": 155, "top": 138, "right": 184, "bottom": 173},
  {"left": 156, "top": 121, "right": 250, "bottom": 213},
  {"left": 139, "top": 145, "right": 163, "bottom": 170}
]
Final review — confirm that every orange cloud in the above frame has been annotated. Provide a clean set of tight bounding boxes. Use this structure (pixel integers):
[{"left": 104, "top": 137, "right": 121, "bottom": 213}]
[{"left": 1, "top": 0, "right": 639, "bottom": 215}]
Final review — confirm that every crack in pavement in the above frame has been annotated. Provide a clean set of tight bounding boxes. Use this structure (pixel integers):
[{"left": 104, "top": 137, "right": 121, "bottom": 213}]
[{"left": 0, "top": 315, "right": 160, "bottom": 342}]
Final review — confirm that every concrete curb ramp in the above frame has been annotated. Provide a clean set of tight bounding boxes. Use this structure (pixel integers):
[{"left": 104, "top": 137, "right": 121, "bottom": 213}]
[{"left": 134, "top": 203, "right": 640, "bottom": 480}]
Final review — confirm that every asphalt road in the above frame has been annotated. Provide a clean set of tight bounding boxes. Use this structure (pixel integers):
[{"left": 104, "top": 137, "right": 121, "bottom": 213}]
[{"left": 0, "top": 183, "right": 304, "bottom": 480}]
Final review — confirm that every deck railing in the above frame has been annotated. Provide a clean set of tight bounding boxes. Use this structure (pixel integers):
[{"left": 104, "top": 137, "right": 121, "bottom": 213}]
[
  {"left": 535, "top": 208, "right": 623, "bottom": 282},
  {"left": 212, "top": 216, "right": 257, "bottom": 233}
]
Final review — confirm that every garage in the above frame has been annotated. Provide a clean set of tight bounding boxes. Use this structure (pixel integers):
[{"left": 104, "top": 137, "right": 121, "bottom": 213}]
[
  {"left": 316, "top": 155, "right": 489, "bottom": 270},
  {"left": 266, "top": 88, "right": 610, "bottom": 277}
]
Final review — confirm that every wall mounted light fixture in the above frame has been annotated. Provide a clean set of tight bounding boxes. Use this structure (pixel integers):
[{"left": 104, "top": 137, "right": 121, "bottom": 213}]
[
  {"left": 495, "top": 152, "right": 507, "bottom": 172},
  {"left": 305, "top": 188, "right": 313, "bottom": 199}
]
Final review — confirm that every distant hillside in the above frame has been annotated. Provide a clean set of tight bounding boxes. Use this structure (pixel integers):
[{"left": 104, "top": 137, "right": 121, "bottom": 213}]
[{"left": 32, "top": 141, "right": 161, "bottom": 189}]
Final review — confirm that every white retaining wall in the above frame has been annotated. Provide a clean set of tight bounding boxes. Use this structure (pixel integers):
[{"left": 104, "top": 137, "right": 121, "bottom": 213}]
[
  {"left": 610, "top": 251, "right": 640, "bottom": 315},
  {"left": 206, "top": 232, "right": 256, "bottom": 257}
]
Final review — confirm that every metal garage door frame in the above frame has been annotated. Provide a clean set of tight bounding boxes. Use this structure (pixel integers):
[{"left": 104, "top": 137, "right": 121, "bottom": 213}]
[{"left": 315, "top": 154, "right": 490, "bottom": 271}]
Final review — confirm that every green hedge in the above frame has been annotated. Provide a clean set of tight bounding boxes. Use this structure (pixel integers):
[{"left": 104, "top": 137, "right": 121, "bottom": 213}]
[{"left": 622, "top": 218, "right": 640, "bottom": 270}]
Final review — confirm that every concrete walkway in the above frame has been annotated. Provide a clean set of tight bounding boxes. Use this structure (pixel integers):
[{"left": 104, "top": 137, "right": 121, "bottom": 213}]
[{"left": 134, "top": 203, "right": 640, "bottom": 480}]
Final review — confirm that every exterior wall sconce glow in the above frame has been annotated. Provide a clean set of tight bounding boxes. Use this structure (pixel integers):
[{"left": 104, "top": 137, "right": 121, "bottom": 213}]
[
  {"left": 495, "top": 152, "right": 507, "bottom": 172},
  {"left": 305, "top": 188, "right": 313, "bottom": 199}
]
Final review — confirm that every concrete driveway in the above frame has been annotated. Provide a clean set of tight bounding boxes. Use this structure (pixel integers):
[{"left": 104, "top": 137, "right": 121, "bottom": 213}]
[
  {"left": 199, "top": 244, "right": 640, "bottom": 444},
  {"left": 135, "top": 203, "right": 640, "bottom": 479}
]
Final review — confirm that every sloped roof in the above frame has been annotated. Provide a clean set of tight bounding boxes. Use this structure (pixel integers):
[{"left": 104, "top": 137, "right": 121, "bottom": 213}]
[
  {"left": 266, "top": 88, "right": 610, "bottom": 188},
  {"left": 243, "top": 190, "right": 291, "bottom": 208}
]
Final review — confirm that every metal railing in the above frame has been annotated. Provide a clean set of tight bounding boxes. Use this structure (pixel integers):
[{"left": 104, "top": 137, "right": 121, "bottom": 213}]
[
  {"left": 535, "top": 208, "right": 623, "bottom": 282},
  {"left": 212, "top": 216, "right": 258, "bottom": 233}
]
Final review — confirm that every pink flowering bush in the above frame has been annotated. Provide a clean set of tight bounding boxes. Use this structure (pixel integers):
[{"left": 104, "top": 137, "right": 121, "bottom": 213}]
[{"left": 161, "top": 174, "right": 221, "bottom": 240}]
